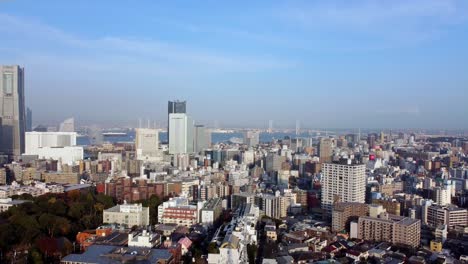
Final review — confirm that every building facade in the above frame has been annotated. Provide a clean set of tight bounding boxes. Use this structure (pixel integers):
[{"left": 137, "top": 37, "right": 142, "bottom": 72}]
[
  {"left": 358, "top": 214, "right": 421, "bottom": 248},
  {"left": 321, "top": 160, "right": 366, "bottom": 215},
  {"left": 168, "top": 113, "right": 194, "bottom": 154},
  {"left": 0, "top": 65, "right": 25, "bottom": 159},
  {"left": 135, "top": 128, "right": 160, "bottom": 161},
  {"left": 103, "top": 203, "right": 150, "bottom": 227},
  {"left": 332, "top": 202, "right": 369, "bottom": 232}
]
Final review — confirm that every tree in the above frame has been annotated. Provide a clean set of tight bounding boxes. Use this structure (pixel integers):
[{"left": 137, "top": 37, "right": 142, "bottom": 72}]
[
  {"left": 28, "top": 248, "right": 44, "bottom": 264},
  {"left": 95, "top": 194, "right": 114, "bottom": 209},
  {"left": 38, "top": 213, "right": 71, "bottom": 237},
  {"left": 68, "top": 203, "right": 85, "bottom": 220}
]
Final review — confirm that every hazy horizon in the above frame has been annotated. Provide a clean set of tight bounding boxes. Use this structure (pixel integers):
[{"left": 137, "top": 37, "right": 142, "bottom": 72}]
[{"left": 2, "top": 0, "right": 468, "bottom": 129}]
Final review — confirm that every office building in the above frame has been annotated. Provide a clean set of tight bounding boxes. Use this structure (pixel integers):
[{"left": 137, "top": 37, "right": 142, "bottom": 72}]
[
  {"left": 103, "top": 203, "right": 150, "bottom": 227},
  {"left": 59, "top": 117, "right": 75, "bottom": 132},
  {"left": 0, "top": 65, "right": 25, "bottom": 159},
  {"left": 319, "top": 138, "right": 333, "bottom": 163},
  {"left": 168, "top": 113, "right": 194, "bottom": 154},
  {"left": 25, "top": 131, "right": 83, "bottom": 164},
  {"left": 194, "top": 125, "right": 211, "bottom": 153},
  {"left": 135, "top": 128, "right": 160, "bottom": 161},
  {"left": 167, "top": 100, "right": 186, "bottom": 142},
  {"left": 26, "top": 131, "right": 77, "bottom": 151},
  {"left": 427, "top": 205, "right": 468, "bottom": 228},
  {"left": 321, "top": 160, "right": 366, "bottom": 215}
]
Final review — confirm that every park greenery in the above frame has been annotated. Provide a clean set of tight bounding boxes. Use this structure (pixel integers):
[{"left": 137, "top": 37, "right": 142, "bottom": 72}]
[{"left": 0, "top": 190, "right": 115, "bottom": 263}]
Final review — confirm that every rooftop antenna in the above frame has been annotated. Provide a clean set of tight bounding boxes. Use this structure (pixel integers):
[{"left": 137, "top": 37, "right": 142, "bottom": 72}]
[{"left": 138, "top": 118, "right": 142, "bottom": 129}]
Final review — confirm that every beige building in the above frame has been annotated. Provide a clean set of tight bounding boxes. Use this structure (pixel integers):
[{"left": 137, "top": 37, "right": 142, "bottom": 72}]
[
  {"left": 42, "top": 172, "right": 80, "bottom": 184},
  {"left": 427, "top": 205, "right": 468, "bottom": 228},
  {"left": 372, "top": 199, "right": 401, "bottom": 216},
  {"left": 103, "top": 203, "right": 149, "bottom": 227},
  {"left": 0, "top": 168, "right": 6, "bottom": 185},
  {"left": 261, "top": 192, "right": 287, "bottom": 220},
  {"left": 358, "top": 213, "right": 421, "bottom": 248},
  {"left": 332, "top": 202, "right": 369, "bottom": 232}
]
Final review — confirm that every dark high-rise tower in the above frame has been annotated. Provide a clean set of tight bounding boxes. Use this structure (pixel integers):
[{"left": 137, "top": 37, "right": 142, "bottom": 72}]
[
  {"left": 167, "top": 100, "right": 186, "bottom": 142},
  {"left": 0, "top": 65, "right": 25, "bottom": 160}
]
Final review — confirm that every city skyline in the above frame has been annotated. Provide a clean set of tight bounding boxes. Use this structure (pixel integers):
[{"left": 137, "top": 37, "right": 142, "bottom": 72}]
[{"left": 1, "top": 1, "right": 468, "bottom": 129}]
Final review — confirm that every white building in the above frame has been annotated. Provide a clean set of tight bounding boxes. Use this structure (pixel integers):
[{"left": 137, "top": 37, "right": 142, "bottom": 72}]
[
  {"left": 103, "top": 203, "right": 150, "bottom": 227},
  {"left": 0, "top": 198, "right": 29, "bottom": 212},
  {"left": 135, "top": 128, "right": 160, "bottom": 161},
  {"left": 321, "top": 160, "right": 366, "bottom": 215},
  {"left": 25, "top": 131, "right": 83, "bottom": 164},
  {"left": 169, "top": 113, "right": 194, "bottom": 154},
  {"left": 433, "top": 187, "right": 451, "bottom": 206},
  {"left": 59, "top": 117, "right": 75, "bottom": 132},
  {"left": 128, "top": 230, "right": 161, "bottom": 248}
]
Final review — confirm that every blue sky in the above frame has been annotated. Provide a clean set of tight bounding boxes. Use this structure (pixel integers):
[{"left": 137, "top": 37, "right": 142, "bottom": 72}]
[{"left": 1, "top": 0, "right": 468, "bottom": 129}]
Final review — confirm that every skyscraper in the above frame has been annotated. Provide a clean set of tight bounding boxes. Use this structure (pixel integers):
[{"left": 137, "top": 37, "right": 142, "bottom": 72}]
[
  {"left": 194, "top": 125, "right": 211, "bottom": 154},
  {"left": 0, "top": 65, "right": 25, "bottom": 159},
  {"left": 321, "top": 159, "right": 366, "bottom": 215},
  {"left": 167, "top": 100, "right": 186, "bottom": 141},
  {"left": 26, "top": 107, "right": 32, "bottom": 132},
  {"left": 169, "top": 113, "right": 194, "bottom": 154}
]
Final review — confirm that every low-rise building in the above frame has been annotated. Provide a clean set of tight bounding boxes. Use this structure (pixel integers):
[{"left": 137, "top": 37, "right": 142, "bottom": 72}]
[
  {"left": 357, "top": 213, "right": 421, "bottom": 248},
  {"left": 103, "top": 203, "right": 149, "bottom": 227},
  {"left": 0, "top": 198, "right": 29, "bottom": 212},
  {"left": 61, "top": 245, "right": 173, "bottom": 264},
  {"left": 128, "top": 230, "right": 161, "bottom": 248},
  {"left": 43, "top": 172, "right": 80, "bottom": 184},
  {"left": 332, "top": 202, "right": 369, "bottom": 232},
  {"left": 200, "top": 198, "right": 223, "bottom": 226},
  {"left": 427, "top": 205, "right": 467, "bottom": 229}
]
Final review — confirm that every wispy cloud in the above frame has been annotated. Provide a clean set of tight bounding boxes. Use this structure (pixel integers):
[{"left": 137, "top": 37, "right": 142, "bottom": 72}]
[
  {"left": 276, "top": 0, "right": 468, "bottom": 47},
  {"left": 0, "top": 13, "right": 294, "bottom": 74}
]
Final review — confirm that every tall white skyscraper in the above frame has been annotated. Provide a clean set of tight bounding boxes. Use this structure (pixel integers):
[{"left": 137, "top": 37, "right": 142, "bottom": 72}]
[
  {"left": 59, "top": 117, "right": 75, "bottom": 132},
  {"left": 169, "top": 113, "right": 194, "bottom": 154},
  {"left": 135, "top": 128, "right": 160, "bottom": 161},
  {"left": 0, "top": 65, "right": 25, "bottom": 159},
  {"left": 321, "top": 160, "right": 366, "bottom": 215}
]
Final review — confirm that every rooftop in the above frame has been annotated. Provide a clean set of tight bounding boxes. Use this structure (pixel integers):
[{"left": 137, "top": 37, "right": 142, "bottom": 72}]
[{"left": 62, "top": 245, "right": 172, "bottom": 264}]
